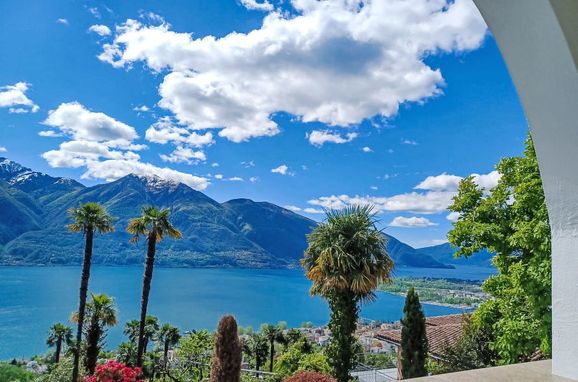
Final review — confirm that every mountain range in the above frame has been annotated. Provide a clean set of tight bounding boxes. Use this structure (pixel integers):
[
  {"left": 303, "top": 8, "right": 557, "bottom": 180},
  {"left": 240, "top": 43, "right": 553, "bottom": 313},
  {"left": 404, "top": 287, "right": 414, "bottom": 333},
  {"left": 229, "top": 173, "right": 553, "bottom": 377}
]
[{"left": 0, "top": 158, "right": 493, "bottom": 269}]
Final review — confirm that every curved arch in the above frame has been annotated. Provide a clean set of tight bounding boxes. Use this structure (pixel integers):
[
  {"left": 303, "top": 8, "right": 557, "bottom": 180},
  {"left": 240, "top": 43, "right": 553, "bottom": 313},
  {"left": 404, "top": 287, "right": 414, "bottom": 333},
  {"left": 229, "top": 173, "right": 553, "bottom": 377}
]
[{"left": 473, "top": 1, "right": 578, "bottom": 379}]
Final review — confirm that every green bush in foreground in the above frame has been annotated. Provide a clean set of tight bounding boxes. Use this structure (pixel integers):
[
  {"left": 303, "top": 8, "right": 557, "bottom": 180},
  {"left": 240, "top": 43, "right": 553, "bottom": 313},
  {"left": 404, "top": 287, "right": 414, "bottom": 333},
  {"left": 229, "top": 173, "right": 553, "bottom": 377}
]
[{"left": 0, "top": 363, "right": 35, "bottom": 382}]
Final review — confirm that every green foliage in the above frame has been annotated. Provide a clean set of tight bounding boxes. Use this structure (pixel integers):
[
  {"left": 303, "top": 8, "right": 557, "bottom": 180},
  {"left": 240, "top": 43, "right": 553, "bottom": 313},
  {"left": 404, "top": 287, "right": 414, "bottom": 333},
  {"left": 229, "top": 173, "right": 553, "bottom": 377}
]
[
  {"left": 0, "top": 363, "right": 35, "bottom": 382},
  {"left": 273, "top": 338, "right": 330, "bottom": 379},
  {"left": 303, "top": 206, "right": 394, "bottom": 382},
  {"left": 261, "top": 323, "right": 287, "bottom": 372},
  {"left": 210, "top": 315, "right": 242, "bottom": 382},
  {"left": 243, "top": 333, "right": 269, "bottom": 371},
  {"left": 72, "top": 293, "right": 117, "bottom": 374},
  {"left": 400, "top": 288, "right": 428, "bottom": 379},
  {"left": 448, "top": 136, "right": 551, "bottom": 363},
  {"left": 361, "top": 351, "right": 396, "bottom": 369},
  {"left": 174, "top": 329, "right": 214, "bottom": 381},
  {"left": 34, "top": 357, "right": 82, "bottom": 382}
]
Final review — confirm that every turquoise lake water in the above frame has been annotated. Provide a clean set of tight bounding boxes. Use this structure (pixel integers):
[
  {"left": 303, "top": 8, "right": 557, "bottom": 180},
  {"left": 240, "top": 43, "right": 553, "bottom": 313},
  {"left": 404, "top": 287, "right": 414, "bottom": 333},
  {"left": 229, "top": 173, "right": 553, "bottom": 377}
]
[{"left": 0, "top": 265, "right": 494, "bottom": 359}]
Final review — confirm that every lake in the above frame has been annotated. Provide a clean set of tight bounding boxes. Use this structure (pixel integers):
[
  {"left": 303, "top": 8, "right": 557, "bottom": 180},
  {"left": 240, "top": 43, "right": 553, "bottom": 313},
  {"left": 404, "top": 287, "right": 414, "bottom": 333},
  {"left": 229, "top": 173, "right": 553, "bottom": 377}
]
[{"left": 0, "top": 265, "right": 494, "bottom": 360}]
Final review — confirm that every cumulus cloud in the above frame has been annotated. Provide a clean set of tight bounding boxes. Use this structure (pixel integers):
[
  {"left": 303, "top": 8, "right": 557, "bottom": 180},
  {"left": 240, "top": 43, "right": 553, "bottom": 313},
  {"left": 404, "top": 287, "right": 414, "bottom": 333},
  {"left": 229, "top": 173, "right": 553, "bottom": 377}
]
[
  {"left": 308, "top": 170, "right": 499, "bottom": 214},
  {"left": 362, "top": 146, "right": 373, "bottom": 153},
  {"left": 43, "top": 102, "right": 138, "bottom": 144},
  {"left": 271, "top": 164, "right": 293, "bottom": 176},
  {"left": 159, "top": 146, "right": 206, "bottom": 164},
  {"left": 284, "top": 205, "right": 302, "bottom": 212},
  {"left": 228, "top": 176, "right": 244, "bottom": 181},
  {"left": 89, "top": 24, "right": 112, "bottom": 36},
  {"left": 40, "top": 102, "right": 208, "bottom": 190},
  {"left": 415, "top": 173, "right": 462, "bottom": 191},
  {"left": 57, "top": 18, "right": 69, "bottom": 25},
  {"left": 304, "top": 207, "right": 324, "bottom": 214},
  {"left": 0, "top": 146, "right": 7, "bottom": 153},
  {"left": 0, "top": 82, "right": 39, "bottom": 113},
  {"left": 415, "top": 171, "right": 501, "bottom": 192},
  {"left": 133, "top": 105, "right": 149, "bottom": 112},
  {"left": 249, "top": 176, "right": 258, "bottom": 183},
  {"left": 446, "top": 211, "right": 461, "bottom": 222},
  {"left": 98, "top": 0, "right": 486, "bottom": 143},
  {"left": 307, "top": 130, "right": 358, "bottom": 147},
  {"left": 214, "top": 174, "right": 224, "bottom": 180},
  {"left": 389, "top": 216, "right": 438, "bottom": 228},
  {"left": 402, "top": 139, "right": 418, "bottom": 145},
  {"left": 145, "top": 117, "right": 214, "bottom": 147},
  {"left": 240, "top": 0, "right": 274, "bottom": 11}
]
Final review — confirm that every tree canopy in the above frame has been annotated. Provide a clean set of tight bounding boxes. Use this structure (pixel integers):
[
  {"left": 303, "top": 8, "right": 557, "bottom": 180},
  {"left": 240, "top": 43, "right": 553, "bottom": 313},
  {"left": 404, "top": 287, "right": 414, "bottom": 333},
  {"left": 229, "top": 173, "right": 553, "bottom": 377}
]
[{"left": 448, "top": 136, "right": 551, "bottom": 363}]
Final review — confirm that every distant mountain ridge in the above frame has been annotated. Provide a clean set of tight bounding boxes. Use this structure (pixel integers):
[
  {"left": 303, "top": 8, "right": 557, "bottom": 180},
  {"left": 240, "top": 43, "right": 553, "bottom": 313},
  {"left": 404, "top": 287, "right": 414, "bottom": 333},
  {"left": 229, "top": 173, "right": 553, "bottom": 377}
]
[{"left": 0, "top": 158, "right": 491, "bottom": 269}]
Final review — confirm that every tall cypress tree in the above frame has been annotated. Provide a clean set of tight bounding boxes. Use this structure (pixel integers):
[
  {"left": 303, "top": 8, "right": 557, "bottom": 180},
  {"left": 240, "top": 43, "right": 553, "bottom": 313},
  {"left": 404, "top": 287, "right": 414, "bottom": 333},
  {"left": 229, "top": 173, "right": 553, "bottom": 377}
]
[
  {"left": 400, "top": 287, "right": 428, "bottom": 379},
  {"left": 210, "top": 315, "right": 242, "bottom": 382}
]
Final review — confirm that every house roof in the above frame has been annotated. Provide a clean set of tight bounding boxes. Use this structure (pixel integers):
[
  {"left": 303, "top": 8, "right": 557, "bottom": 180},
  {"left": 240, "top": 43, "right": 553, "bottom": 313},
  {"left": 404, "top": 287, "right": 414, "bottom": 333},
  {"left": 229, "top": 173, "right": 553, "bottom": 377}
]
[{"left": 375, "top": 314, "right": 468, "bottom": 359}]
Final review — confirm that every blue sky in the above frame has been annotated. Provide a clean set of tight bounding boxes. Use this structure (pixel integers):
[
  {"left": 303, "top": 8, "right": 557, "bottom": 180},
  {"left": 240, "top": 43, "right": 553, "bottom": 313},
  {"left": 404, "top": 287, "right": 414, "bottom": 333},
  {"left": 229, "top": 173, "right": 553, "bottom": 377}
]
[{"left": 0, "top": 0, "right": 528, "bottom": 248}]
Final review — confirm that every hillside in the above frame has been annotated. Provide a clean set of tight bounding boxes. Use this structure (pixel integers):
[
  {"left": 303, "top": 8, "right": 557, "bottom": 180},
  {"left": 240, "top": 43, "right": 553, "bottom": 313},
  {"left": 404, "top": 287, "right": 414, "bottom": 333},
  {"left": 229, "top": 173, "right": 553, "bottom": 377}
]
[
  {"left": 0, "top": 158, "right": 450, "bottom": 269},
  {"left": 418, "top": 242, "right": 494, "bottom": 267}
]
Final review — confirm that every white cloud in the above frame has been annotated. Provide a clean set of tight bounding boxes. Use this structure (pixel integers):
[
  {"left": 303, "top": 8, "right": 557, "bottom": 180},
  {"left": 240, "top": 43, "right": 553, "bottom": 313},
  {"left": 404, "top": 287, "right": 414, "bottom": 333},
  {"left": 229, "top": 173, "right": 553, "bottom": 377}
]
[
  {"left": 240, "top": 0, "right": 274, "bottom": 12},
  {"left": 271, "top": 164, "right": 293, "bottom": 176},
  {"left": 145, "top": 117, "right": 214, "bottom": 147},
  {"left": 159, "top": 146, "right": 206, "bottom": 164},
  {"left": 0, "top": 146, "right": 7, "bottom": 153},
  {"left": 249, "top": 176, "right": 258, "bottom": 183},
  {"left": 446, "top": 211, "right": 461, "bottom": 222},
  {"left": 88, "top": 7, "right": 101, "bottom": 18},
  {"left": 214, "top": 174, "right": 224, "bottom": 180},
  {"left": 402, "top": 139, "right": 418, "bottom": 145},
  {"left": 370, "top": 186, "right": 378, "bottom": 190},
  {"left": 472, "top": 170, "right": 501, "bottom": 190},
  {"left": 40, "top": 102, "right": 208, "bottom": 190},
  {"left": 308, "top": 170, "right": 500, "bottom": 215},
  {"left": 389, "top": 216, "right": 438, "bottom": 228},
  {"left": 284, "top": 205, "right": 302, "bottom": 212},
  {"left": 362, "top": 146, "right": 373, "bottom": 153},
  {"left": 415, "top": 173, "right": 462, "bottom": 191},
  {"left": 43, "top": 102, "right": 138, "bottom": 144},
  {"left": 228, "top": 176, "right": 244, "bottom": 181},
  {"left": 304, "top": 207, "right": 324, "bottom": 214},
  {"left": 88, "top": 24, "right": 112, "bottom": 36},
  {"left": 57, "top": 18, "right": 69, "bottom": 25},
  {"left": 0, "top": 82, "right": 39, "bottom": 113},
  {"left": 133, "top": 105, "right": 149, "bottom": 112},
  {"left": 307, "top": 130, "right": 358, "bottom": 147},
  {"left": 211, "top": 162, "right": 219, "bottom": 167},
  {"left": 415, "top": 170, "right": 501, "bottom": 192},
  {"left": 99, "top": 0, "right": 486, "bottom": 143},
  {"left": 81, "top": 159, "right": 208, "bottom": 190}
]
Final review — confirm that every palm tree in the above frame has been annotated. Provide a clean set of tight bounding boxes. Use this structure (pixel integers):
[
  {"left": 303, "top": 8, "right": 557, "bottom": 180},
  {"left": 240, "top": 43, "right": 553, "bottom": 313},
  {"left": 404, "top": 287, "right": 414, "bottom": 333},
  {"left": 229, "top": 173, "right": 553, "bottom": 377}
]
[
  {"left": 47, "top": 323, "right": 73, "bottom": 363},
  {"left": 158, "top": 324, "right": 180, "bottom": 366},
  {"left": 302, "top": 205, "right": 394, "bottom": 382},
  {"left": 261, "top": 323, "right": 286, "bottom": 372},
  {"left": 243, "top": 333, "right": 268, "bottom": 371},
  {"left": 124, "top": 316, "right": 160, "bottom": 356},
  {"left": 127, "top": 206, "right": 182, "bottom": 367},
  {"left": 72, "top": 293, "right": 117, "bottom": 375},
  {"left": 68, "top": 202, "right": 114, "bottom": 382}
]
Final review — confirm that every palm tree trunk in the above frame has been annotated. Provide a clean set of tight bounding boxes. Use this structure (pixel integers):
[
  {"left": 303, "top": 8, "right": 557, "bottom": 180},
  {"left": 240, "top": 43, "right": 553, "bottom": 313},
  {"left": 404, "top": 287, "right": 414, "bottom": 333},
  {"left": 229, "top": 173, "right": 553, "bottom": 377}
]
[
  {"left": 136, "top": 234, "right": 157, "bottom": 367},
  {"left": 55, "top": 340, "right": 62, "bottom": 363},
  {"left": 72, "top": 228, "right": 94, "bottom": 382},
  {"left": 269, "top": 339, "right": 274, "bottom": 372}
]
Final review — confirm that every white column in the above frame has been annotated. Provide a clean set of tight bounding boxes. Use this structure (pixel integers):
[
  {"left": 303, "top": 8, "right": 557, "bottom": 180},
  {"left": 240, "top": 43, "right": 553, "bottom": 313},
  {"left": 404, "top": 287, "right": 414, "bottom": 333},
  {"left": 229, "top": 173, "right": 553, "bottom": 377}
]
[{"left": 472, "top": 0, "right": 578, "bottom": 379}]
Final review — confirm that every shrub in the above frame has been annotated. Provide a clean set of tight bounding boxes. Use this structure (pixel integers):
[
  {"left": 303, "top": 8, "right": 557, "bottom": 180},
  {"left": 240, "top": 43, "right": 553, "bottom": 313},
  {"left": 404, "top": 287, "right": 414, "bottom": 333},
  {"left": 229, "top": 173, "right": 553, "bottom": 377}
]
[
  {"left": 283, "top": 371, "right": 337, "bottom": 382},
  {"left": 210, "top": 315, "right": 242, "bottom": 382},
  {"left": 82, "top": 360, "right": 142, "bottom": 382},
  {"left": 0, "top": 363, "right": 35, "bottom": 382}
]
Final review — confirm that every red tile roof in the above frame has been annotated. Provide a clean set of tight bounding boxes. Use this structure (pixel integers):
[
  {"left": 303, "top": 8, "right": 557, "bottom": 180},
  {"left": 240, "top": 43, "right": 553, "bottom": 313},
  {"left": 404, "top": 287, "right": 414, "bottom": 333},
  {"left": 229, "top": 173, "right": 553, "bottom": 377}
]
[{"left": 375, "top": 314, "right": 468, "bottom": 359}]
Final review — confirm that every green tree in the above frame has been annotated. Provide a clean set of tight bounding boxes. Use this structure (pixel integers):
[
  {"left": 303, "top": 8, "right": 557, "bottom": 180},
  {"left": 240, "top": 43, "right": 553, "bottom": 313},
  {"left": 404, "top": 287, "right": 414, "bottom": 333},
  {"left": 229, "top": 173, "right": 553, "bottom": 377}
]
[
  {"left": 261, "top": 323, "right": 286, "bottom": 372},
  {"left": 0, "top": 363, "right": 35, "bottom": 382},
  {"left": 243, "top": 333, "right": 269, "bottom": 371},
  {"left": 116, "top": 342, "right": 137, "bottom": 366},
  {"left": 400, "top": 288, "right": 428, "bottom": 379},
  {"left": 176, "top": 329, "right": 214, "bottom": 381},
  {"left": 274, "top": 338, "right": 329, "bottom": 379},
  {"left": 67, "top": 202, "right": 114, "bottom": 382},
  {"left": 158, "top": 323, "right": 181, "bottom": 366},
  {"left": 302, "top": 206, "right": 394, "bottom": 382},
  {"left": 210, "top": 315, "right": 242, "bottom": 382},
  {"left": 448, "top": 136, "right": 551, "bottom": 363},
  {"left": 47, "top": 323, "right": 73, "bottom": 364},
  {"left": 72, "top": 293, "right": 117, "bottom": 375},
  {"left": 124, "top": 316, "right": 160, "bottom": 358},
  {"left": 127, "top": 206, "right": 182, "bottom": 367}
]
